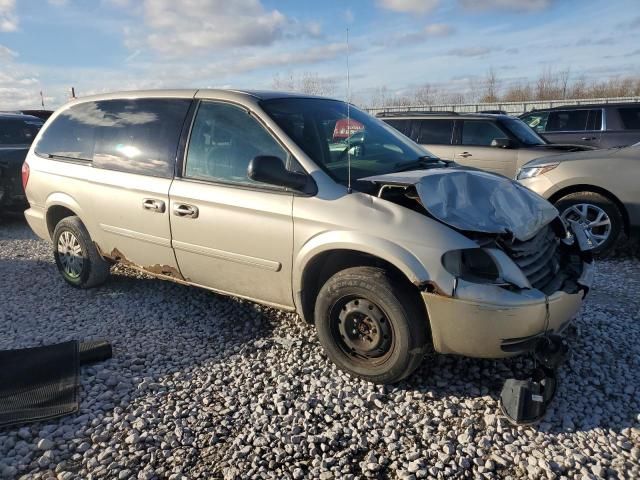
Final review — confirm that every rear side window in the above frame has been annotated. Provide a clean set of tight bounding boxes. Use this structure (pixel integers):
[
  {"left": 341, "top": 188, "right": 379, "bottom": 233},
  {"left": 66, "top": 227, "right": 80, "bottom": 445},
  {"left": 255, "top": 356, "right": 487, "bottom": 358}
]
[
  {"left": 619, "top": 107, "right": 640, "bottom": 129},
  {"left": 0, "top": 118, "right": 43, "bottom": 145},
  {"left": 586, "top": 109, "right": 602, "bottom": 130},
  {"left": 383, "top": 119, "right": 411, "bottom": 136},
  {"left": 460, "top": 121, "right": 506, "bottom": 146},
  {"left": 416, "top": 119, "right": 454, "bottom": 144},
  {"left": 35, "top": 99, "right": 191, "bottom": 177},
  {"left": 546, "top": 110, "right": 590, "bottom": 132}
]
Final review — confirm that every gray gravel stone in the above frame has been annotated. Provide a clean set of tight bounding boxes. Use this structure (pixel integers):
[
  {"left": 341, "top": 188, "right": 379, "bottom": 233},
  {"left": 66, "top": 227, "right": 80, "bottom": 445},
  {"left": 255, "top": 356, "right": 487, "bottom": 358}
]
[{"left": 0, "top": 218, "right": 639, "bottom": 479}]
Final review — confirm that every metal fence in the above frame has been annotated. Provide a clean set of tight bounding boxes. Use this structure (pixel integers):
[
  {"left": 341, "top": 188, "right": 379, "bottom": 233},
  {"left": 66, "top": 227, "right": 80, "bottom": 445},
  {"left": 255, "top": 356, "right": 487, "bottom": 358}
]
[{"left": 365, "top": 96, "right": 640, "bottom": 116}]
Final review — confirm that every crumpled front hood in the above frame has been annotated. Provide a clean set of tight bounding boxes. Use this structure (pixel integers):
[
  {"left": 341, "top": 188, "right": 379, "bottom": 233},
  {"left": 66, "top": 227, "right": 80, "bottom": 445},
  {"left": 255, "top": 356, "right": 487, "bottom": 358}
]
[{"left": 361, "top": 168, "right": 558, "bottom": 241}]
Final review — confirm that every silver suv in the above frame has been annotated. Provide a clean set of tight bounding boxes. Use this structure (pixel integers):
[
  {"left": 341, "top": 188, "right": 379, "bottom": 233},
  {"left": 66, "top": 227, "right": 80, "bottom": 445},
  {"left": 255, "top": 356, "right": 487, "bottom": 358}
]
[
  {"left": 379, "top": 112, "right": 591, "bottom": 178},
  {"left": 23, "top": 90, "right": 593, "bottom": 384}
]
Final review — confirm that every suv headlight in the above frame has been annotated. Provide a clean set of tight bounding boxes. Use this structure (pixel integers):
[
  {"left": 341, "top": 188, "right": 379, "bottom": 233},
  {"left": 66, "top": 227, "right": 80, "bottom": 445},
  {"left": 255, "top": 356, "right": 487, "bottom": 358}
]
[
  {"left": 442, "top": 248, "right": 500, "bottom": 284},
  {"left": 516, "top": 163, "right": 558, "bottom": 180}
]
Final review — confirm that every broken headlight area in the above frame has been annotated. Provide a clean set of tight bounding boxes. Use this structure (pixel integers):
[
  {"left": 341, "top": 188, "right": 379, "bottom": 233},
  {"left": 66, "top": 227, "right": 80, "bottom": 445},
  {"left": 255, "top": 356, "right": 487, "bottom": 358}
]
[
  {"left": 442, "top": 248, "right": 501, "bottom": 285},
  {"left": 461, "top": 218, "right": 591, "bottom": 297}
]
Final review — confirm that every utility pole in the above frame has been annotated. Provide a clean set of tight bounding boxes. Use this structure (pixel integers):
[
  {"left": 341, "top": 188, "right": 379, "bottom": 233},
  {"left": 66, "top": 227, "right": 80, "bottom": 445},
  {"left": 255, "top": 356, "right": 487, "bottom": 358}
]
[
  {"left": 70, "top": 87, "right": 76, "bottom": 99},
  {"left": 39, "top": 91, "right": 45, "bottom": 109}
]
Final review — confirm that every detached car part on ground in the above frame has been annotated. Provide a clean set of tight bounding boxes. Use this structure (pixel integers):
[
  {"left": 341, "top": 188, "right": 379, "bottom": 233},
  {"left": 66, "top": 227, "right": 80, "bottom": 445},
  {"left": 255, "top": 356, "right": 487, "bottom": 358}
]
[
  {"left": 23, "top": 90, "right": 593, "bottom": 388},
  {"left": 518, "top": 142, "right": 640, "bottom": 255}
]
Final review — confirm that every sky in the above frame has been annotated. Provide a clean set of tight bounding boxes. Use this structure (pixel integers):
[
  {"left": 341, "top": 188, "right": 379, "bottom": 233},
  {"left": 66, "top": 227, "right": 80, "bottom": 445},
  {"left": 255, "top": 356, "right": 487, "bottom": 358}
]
[{"left": 0, "top": 0, "right": 639, "bottom": 109}]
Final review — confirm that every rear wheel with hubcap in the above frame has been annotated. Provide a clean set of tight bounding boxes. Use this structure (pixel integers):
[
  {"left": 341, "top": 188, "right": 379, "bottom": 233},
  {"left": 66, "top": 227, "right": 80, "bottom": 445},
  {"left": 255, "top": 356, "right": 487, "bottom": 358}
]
[
  {"left": 53, "top": 216, "right": 111, "bottom": 288},
  {"left": 315, "top": 266, "right": 429, "bottom": 384}
]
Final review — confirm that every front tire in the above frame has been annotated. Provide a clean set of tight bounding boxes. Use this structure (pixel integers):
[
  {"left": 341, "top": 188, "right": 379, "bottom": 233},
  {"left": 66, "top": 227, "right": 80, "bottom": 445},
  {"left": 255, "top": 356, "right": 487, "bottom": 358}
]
[
  {"left": 555, "top": 191, "right": 623, "bottom": 256},
  {"left": 314, "top": 266, "right": 429, "bottom": 384},
  {"left": 53, "top": 216, "right": 111, "bottom": 288}
]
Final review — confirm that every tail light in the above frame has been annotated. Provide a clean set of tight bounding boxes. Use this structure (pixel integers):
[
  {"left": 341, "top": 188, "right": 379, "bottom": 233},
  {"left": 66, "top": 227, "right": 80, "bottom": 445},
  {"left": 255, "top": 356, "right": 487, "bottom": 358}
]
[{"left": 21, "top": 161, "right": 30, "bottom": 190}]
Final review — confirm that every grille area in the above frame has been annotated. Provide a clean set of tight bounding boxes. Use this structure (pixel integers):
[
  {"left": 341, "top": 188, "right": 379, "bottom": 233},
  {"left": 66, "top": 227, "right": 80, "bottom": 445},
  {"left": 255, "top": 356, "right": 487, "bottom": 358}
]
[{"left": 503, "top": 226, "right": 563, "bottom": 294}]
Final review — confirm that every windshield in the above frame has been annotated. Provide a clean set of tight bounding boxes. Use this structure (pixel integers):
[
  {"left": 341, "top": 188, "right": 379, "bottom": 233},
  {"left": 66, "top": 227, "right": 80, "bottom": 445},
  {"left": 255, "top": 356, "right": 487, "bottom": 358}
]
[
  {"left": 0, "top": 118, "right": 43, "bottom": 146},
  {"left": 260, "top": 98, "right": 437, "bottom": 185},
  {"left": 501, "top": 117, "right": 546, "bottom": 145}
]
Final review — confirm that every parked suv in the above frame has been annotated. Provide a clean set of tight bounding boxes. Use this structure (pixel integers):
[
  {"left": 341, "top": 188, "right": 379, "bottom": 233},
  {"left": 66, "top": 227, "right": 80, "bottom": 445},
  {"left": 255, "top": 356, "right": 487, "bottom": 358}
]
[
  {"left": 24, "top": 90, "right": 593, "bottom": 384},
  {"left": 378, "top": 112, "right": 591, "bottom": 178},
  {"left": 0, "top": 112, "right": 44, "bottom": 213},
  {"left": 517, "top": 142, "right": 640, "bottom": 254},
  {"left": 520, "top": 103, "right": 640, "bottom": 148}
]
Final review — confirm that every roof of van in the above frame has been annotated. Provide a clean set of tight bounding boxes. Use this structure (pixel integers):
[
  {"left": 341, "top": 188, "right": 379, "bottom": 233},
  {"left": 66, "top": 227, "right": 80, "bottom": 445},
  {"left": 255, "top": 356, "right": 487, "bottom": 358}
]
[{"left": 63, "top": 89, "right": 336, "bottom": 104}]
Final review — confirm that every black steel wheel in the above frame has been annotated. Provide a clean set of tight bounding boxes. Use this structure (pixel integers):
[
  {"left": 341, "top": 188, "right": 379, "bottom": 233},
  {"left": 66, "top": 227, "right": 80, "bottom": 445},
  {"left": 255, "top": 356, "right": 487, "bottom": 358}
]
[{"left": 315, "top": 266, "right": 429, "bottom": 384}]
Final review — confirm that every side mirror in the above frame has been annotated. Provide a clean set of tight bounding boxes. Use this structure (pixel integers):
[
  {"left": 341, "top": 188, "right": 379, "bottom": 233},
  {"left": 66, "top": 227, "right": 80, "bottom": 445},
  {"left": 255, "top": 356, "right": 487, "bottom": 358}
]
[
  {"left": 248, "top": 155, "right": 308, "bottom": 190},
  {"left": 491, "top": 138, "right": 513, "bottom": 149}
]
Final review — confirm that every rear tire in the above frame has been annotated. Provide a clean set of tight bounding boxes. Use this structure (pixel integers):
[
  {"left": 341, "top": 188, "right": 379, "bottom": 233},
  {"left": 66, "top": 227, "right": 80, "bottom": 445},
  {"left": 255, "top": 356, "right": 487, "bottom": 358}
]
[
  {"left": 314, "top": 266, "right": 429, "bottom": 384},
  {"left": 555, "top": 191, "right": 623, "bottom": 256},
  {"left": 53, "top": 216, "right": 110, "bottom": 288}
]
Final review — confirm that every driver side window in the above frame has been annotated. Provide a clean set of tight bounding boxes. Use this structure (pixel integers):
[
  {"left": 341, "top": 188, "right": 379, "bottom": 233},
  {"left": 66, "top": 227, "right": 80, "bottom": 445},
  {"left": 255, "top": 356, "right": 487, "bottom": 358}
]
[
  {"left": 461, "top": 120, "right": 507, "bottom": 146},
  {"left": 185, "top": 101, "right": 288, "bottom": 185}
]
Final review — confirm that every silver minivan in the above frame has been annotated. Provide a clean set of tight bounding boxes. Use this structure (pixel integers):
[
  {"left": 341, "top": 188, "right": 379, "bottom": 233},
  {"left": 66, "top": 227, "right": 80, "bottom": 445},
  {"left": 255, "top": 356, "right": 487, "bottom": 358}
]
[{"left": 23, "top": 90, "right": 593, "bottom": 384}]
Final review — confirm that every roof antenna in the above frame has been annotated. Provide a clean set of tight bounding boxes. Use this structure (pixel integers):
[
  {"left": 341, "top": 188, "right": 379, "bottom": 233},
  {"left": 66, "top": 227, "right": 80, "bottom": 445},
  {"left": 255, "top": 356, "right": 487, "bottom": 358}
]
[{"left": 346, "top": 27, "right": 353, "bottom": 194}]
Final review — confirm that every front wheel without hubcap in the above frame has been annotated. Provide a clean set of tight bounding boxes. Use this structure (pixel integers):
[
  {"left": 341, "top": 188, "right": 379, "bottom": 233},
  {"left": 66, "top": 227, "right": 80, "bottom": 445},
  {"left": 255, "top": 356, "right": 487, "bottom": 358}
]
[
  {"left": 334, "top": 297, "right": 394, "bottom": 365},
  {"left": 315, "top": 266, "right": 429, "bottom": 384}
]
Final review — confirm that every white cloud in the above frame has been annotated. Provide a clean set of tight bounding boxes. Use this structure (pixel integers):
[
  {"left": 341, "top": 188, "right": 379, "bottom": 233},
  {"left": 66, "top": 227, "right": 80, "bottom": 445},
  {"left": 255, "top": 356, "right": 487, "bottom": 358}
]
[
  {"left": 424, "top": 23, "right": 454, "bottom": 36},
  {"left": 134, "top": 0, "right": 287, "bottom": 56},
  {"left": 377, "top": 0, "right": 439, "bottom": 14},
  {"left": 0, "top": 0, "right": 17, "bottom": 32},
  {"left": 459, "top": 0, "right": 554, "bottom": 12},
  {"left": 447, "top": 46, "right": 493, "bottom": 57},
  {"left": 0, "top": 44, "right": 17, "bottom": 59},
  {"left": 385, "top": 23, "right": 454, "bottom": 46}
]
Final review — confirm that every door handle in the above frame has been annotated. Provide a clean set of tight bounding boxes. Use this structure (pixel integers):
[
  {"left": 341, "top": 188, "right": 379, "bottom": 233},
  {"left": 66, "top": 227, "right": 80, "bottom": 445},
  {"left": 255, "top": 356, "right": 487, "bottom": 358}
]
[
  {"left": 173, "top": 203, "right": 199, "bottom": 219},
  {"left": 581, "top": 136, "right": 596, "bottom": 141},
  {"left": 457, "top": 152, "right": 472, "bottom": 158},
  {"left": 142, "top": 198, "right": 166, "bottom": 213}
]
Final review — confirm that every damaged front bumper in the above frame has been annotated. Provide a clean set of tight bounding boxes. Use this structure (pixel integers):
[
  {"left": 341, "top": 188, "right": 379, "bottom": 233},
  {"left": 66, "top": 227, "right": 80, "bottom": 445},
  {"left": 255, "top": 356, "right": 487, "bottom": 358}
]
[{"left": 422, "top": 227, "right": 594, "bottom": 359}]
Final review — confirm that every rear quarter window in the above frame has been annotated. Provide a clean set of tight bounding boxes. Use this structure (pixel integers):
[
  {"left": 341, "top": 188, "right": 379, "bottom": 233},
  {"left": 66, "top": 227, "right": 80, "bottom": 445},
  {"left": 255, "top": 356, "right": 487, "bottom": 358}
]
[
  {"left": 618, "top": 107, "right": 640, "bottom": 130},
  {"left": 35, "top": 98, "right": 191, "bottom": 177}
]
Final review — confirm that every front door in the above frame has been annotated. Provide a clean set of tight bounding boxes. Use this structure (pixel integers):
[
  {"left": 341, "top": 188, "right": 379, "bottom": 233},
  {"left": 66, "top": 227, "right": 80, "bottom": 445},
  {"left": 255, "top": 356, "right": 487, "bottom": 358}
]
[
  {"left": 169, "top": 100, "right": 295, "bottom": 308},
  {"left": 454, "top": 120, "right": 517, "bottom": 177}
]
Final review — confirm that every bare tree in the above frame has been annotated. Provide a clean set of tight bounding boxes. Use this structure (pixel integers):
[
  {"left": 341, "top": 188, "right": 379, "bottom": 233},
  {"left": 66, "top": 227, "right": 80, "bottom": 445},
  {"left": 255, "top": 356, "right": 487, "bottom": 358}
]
[
  {"left": 480, "top": 67, "right": 500, "bottom": 103},
  {"left": 271, "top": 71, "right": 337, "bottom": 96},
  {"left": 559, "top": 67, "right": 571, "bottom": 99}
]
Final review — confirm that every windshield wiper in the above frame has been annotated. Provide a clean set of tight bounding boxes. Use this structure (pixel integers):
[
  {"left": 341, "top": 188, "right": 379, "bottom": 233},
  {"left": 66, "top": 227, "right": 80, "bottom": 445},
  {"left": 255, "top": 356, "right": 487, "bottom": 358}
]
[{"left": 394, "top": 156, "right": 447, "bottom": 172}]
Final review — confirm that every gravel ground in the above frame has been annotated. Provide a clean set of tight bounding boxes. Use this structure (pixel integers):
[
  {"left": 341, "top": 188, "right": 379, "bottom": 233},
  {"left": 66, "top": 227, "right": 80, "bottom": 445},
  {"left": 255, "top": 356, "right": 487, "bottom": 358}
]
[{"left": 1, "top": 217, "right": 639, "bottom": 480}]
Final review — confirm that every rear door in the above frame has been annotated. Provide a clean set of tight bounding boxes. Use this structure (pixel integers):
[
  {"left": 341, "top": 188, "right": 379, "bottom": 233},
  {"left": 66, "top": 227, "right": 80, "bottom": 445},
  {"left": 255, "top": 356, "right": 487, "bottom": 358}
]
[
  {"left": 543, "top": 109, "right": 602, "bottom": 147},
  {"left": 169, "top": 100, "right": 295, "bottom": 308},
  {"left": 33, "top": 98, "right": 191, "bottom": 272},
  {"left": 411, "top": 118, "right": 457, "bottom": 160},
  {"left": 454, "top": 120, "right": 517, "bottom": 177}
]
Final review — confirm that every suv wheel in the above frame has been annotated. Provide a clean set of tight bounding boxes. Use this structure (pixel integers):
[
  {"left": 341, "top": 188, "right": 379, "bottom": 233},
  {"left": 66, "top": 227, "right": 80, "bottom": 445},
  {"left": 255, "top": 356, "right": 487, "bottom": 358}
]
[
  {"left": 53, "top": 216, "right": 111, "bottom": 288},
  {"left": 555, "top": 191, "right": 623, "bottom": 256},
  {"left": 314, "top": 266, "right": 428, "bottom": 384}
]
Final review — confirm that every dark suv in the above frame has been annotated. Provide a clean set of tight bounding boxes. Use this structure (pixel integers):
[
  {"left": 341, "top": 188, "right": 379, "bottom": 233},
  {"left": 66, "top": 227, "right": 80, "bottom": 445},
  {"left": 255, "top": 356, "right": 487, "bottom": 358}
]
[
  {"left": 520, "top": 103, "right": 640, "bottom": 148},
  {"left": 0, "top": 113, "right": 44, "bottom": 212},
  {"left": 378, "top": 112, "right": 590, "bottom": 178}
]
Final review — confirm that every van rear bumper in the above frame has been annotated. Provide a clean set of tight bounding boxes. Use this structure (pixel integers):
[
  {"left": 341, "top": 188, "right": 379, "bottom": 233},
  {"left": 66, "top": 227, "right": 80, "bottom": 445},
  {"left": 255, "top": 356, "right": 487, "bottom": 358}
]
[{"left": 24, "top": 205, "right": 50, "bottom": 241}]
